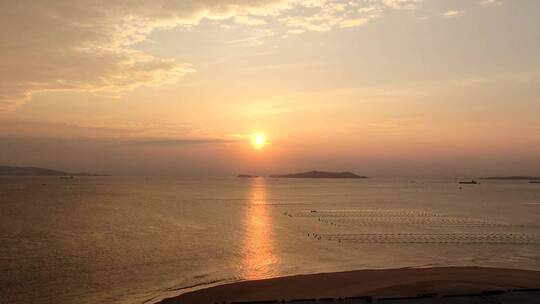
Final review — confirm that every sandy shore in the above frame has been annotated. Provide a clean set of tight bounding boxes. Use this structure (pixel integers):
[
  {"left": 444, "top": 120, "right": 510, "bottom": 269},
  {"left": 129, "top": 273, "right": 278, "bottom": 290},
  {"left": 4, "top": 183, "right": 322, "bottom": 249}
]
[{"left": 158, "top": 267, "right": 540, "bottom": 304}]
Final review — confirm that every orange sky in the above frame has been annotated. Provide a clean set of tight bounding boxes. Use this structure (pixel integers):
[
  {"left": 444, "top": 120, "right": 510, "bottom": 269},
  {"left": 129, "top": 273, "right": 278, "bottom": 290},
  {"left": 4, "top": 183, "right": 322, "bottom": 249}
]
[{"left": 1, "top": 0, "right": 539, "bottom": 176}]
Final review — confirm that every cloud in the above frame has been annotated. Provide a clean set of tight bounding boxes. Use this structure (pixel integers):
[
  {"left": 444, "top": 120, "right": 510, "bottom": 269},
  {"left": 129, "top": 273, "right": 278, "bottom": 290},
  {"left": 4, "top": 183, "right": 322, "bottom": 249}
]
[
  {"left": 0, "top": 119, "right": 238, "bottom": 148},
  {"left": 442, "top": 10, "right": 466, "bottom": 18},
  {"left": 132, "top": 138, "right": 238, "bottom": 146},
  {"left": 382, "top": 0, "right": 423, "bottom": 10},
  {"left": 0, "top": 120, "right": 138, "bottom": 139},
  {"left": 0, "top": 0, "right": 426, "bottom": 111},
  {"left": 0, "top": 1, "right": 296, "bottom": 111},
  {"left": 277, "top": 0, "right": 411, "bottom": 32},
  {"left": 480, "top": 0, "right": 502, "bottom": 7},
  {"left": 238, "top": 102, "right": 293, "bottom": 116}
]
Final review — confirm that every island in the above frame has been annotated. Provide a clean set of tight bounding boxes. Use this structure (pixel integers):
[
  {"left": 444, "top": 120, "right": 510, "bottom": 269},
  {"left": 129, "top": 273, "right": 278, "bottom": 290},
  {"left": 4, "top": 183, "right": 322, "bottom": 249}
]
[
  {"left": 237, "top": 174, "right": 259, "bottom": 178},
  {"left": 269, "top": 171, "right": 367, "bottom": 179},
  {"left": 459, "top": 180, "right": 478, "bottom": 185},
  {"left": 0, "top": 166, "right": 108, "bottom": 177}
]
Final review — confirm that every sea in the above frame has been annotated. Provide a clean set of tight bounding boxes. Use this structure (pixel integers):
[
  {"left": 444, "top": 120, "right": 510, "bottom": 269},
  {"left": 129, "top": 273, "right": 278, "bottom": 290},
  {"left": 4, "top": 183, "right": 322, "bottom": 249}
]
[{"left": 1, "top": 177, "right": 539, "bottom": 304}]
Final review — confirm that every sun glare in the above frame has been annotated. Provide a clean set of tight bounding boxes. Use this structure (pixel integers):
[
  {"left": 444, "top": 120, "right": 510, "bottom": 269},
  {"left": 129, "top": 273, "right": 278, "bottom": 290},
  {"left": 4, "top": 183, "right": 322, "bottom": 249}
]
[{"left": 252, "top": 133, "right": 267, "bottom": 149}]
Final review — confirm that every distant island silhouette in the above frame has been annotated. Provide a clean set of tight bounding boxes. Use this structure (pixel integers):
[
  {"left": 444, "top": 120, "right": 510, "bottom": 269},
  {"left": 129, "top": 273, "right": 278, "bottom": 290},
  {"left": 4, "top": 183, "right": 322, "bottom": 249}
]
[
  {"left": 237, "top": 174, "right": 259, "bottom": 178},
  {"left": 482, "top": 176, "right": 540, "bottom": 180},
  {"left": 0, "top": 166, "right": 108, "bottom": 177},
  {"left": 459, "top": 180, "right": 478, "bottom": 185},
  {"left": 269, "top": 171, "right": 367, "bottom": 179}
]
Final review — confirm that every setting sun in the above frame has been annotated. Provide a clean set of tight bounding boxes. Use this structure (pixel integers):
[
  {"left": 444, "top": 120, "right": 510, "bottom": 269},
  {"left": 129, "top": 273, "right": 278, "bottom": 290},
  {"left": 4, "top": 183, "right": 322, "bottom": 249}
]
[{"left": 252, "top": 133, "right": 267, "bottom": 150}]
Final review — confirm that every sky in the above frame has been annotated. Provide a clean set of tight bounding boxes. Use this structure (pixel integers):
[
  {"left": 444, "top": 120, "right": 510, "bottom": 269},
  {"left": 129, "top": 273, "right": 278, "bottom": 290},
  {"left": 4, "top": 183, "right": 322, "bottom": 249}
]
[{"left": 1, "top": 0, "right": 539, "bottom": 177}]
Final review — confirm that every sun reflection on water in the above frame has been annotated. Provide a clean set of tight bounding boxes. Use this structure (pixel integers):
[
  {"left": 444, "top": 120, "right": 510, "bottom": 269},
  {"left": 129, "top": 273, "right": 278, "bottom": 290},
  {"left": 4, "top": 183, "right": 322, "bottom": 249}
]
[{"left": 242, "top": 178, "right": 277, "bottom": 280}]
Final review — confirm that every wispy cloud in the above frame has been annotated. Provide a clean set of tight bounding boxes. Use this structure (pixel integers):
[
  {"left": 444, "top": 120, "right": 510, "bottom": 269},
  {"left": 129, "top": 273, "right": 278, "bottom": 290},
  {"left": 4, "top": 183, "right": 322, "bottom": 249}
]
[
  {"left": 443, "top": 10, "right": 466, "bottom": 18},
  {"left": 238, "top": 102, "right": 293, "bottom": 116},
  {"left": 0, "top": 0, "right": 431, "bottom": 110},
  {"left": 480, "top": 0, "right": 502, "bottom": 7},
  {"left": 382, "top": 0, "right": 423, "bottom": 10},
  {"left": 4, "top": 0, "right": 518, "bottom": 114},
  {"left": 132, "top": 138, "right": 238, "bottom": 146},
  {"left": 0, "top": 120, "right": 138, "bottom": 139},
  {"left": 0, "top": 120, "right": 238, "bottom": 147}
]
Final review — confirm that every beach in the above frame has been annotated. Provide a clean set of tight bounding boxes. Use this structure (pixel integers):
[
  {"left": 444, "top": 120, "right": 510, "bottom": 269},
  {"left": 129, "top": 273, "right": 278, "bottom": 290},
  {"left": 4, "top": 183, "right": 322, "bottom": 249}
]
[{"left": 159, "top": 267, "right": 540, "bottom": 303}]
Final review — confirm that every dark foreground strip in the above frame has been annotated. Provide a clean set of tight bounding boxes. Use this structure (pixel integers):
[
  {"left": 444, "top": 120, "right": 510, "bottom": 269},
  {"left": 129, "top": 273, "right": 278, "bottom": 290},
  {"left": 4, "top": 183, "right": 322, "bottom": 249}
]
[
  {"left": 218, "top": 288, "right": 540, "bottom": 303},
  {"left": 231, "top": 301, "right": 278, "bottom": 304}
]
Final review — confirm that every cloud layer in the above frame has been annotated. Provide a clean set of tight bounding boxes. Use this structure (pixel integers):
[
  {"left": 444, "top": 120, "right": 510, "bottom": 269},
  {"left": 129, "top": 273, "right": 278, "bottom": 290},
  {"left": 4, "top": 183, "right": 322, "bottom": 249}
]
[{"left": 0, "top": 0, "right": 426, "bottom": 111}]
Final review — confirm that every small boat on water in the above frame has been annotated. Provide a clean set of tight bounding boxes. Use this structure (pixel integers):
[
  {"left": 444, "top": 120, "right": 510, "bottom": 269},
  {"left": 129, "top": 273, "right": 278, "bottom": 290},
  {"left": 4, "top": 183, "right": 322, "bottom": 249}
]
[{"left": 459, "top": 180, "right": 478, "bottom": 185}]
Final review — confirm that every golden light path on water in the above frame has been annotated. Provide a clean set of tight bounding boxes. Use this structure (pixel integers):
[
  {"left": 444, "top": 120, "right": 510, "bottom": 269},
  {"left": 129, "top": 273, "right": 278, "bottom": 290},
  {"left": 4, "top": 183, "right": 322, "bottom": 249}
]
[{"left": 242, "top": 178, "right": 277, "bottom": 280}]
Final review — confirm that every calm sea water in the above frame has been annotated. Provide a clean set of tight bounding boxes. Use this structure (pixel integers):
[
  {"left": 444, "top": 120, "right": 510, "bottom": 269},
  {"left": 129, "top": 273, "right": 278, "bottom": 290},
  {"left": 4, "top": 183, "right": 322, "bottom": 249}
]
[{"left": 1, "top": 177, "right": 539, "bottom": 304}]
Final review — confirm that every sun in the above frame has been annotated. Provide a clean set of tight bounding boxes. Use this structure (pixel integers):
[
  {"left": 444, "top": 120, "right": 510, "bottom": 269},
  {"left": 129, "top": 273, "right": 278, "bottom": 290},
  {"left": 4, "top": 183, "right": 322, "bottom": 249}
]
[{"left": 252, "top": 133, "right": 267, "bottom": 150}]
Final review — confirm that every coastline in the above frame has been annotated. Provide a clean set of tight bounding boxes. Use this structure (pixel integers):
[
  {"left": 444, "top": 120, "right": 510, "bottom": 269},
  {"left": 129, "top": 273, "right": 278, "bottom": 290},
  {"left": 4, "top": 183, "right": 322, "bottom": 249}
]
[{"left": 157, "top": 267, "right": 540, "bottom": 304}]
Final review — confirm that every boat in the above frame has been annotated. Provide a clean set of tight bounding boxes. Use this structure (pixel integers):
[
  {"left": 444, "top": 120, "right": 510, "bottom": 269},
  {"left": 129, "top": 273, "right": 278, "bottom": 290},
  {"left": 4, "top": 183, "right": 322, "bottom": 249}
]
[{"left": 459, "top": 180, "right": 478, "bottom": 185}]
